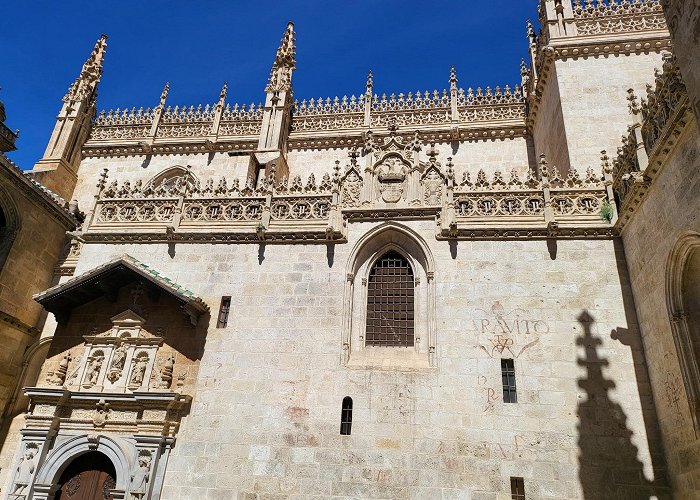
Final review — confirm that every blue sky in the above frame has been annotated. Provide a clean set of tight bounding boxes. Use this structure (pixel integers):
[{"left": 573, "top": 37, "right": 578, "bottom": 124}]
[{"left": 1, "top": 1, "right": 537, "bottom": 168}]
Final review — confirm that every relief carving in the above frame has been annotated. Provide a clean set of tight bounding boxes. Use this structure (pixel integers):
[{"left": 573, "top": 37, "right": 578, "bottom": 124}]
[
  {"left": 12, "top": 445, "right": 38, "bottom": 497},
  {"left": 83, "top": 351, "right": 105, "bottom": 388},
  {"left": 129, "top": 451, "right": 152, "bottom": 499},
  {"left": 376, "top": 156, "right": 408, "bottom": 203},
  {"left": 129, "top": 352, "right": 149, "bottom": 390},
  {"left": 107, "top": 344, "right": 128, "bottom": 383}
]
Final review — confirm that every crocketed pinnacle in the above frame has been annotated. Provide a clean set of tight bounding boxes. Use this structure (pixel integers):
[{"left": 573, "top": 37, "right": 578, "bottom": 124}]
[
  {"left": 366, "top": 71, "right": 373, "bottom": 95},
  {"left": 64, "top": 34, "right": 108, "bottom": 103},
  {"left": 158, "top": 82, "right": 170, "bottom": 108},
  {"left": 450, "top": 66, "right": 458, "bottom": 88},
  {"left": 265, "top": 22, "right": 296, "bottom": 93}
]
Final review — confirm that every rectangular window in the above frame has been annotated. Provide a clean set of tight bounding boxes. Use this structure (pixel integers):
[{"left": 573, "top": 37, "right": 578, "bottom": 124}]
[
  {"left": 510, "top": 477, "right": 525, "bottom": 499},
  {"left": 502, "top": 359, "right": 517, "bottom": 403},
  {"left": 216, "top": 296, "right": 231, "bottom": 328}
]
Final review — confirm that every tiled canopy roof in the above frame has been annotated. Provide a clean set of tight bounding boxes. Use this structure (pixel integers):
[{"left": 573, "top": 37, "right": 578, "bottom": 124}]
[{"left": 34, "top": 254, "right": 209, "bottom": 324}]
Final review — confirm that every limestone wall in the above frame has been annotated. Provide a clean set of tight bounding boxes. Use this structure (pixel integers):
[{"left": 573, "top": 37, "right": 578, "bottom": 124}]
[
  {"left": 620, "top": 118, "right": 700, "bottom": 495},
  {"left": 555, "top": 52, "right": 664, "bottom": 170},
  {"left": 46, "top": 220, "right": 668, "bottom": 499},
  {"left": 532, "top": 65, "right": 571, "bottom": 172},
  {"left": 0, "top": 176, "right": 68, "bottom": 423}
]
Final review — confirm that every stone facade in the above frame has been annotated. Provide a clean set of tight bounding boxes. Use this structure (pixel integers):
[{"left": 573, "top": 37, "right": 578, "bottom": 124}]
[{"left": 2, "top": 0, "right": 700, "bottom": 498}]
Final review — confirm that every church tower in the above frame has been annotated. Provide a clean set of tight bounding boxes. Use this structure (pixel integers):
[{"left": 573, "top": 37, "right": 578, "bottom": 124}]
[
  {"left": 526, "top": 0, "right": 670, "bottom": 171},
  {"left": 31, "top": 35, "right": 107, "bottom": 200}
]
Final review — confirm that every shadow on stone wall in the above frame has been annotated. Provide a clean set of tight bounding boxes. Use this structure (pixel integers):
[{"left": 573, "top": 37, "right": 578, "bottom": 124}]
[{"left": 576, "top": 309, "right": 670, "bottom": 499}]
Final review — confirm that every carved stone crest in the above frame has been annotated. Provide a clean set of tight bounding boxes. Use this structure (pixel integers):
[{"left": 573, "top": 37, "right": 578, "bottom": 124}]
[{"left": 376, "top": 157, "right": 408, "bottom": 203}]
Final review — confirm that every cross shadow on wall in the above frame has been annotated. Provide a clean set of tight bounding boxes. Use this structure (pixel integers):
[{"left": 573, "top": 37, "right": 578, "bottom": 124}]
[{"left": 576, "top": 310, "right": 671, "bottom": 499}]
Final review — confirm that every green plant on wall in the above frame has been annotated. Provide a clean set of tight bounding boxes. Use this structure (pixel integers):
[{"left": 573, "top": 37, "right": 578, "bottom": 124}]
[{"left": 600, "top": 200, "right": 614, "bottom": 223}]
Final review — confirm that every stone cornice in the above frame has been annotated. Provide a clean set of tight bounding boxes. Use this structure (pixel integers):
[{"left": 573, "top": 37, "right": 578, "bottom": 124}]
[{"left": 0, "top": 154, "right": 78, "bottom": 228}]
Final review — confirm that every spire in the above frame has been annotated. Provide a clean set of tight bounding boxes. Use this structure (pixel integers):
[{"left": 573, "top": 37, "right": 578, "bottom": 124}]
[
  {"left": 366, "top": 71, "right": 374, "bottom": 95},
  {"left": 449, "top": 66, "right": 458, "bottom": 90},
  {"left": 265, "top": 22, "right": 296, "bottom": 93},
  {"left": 64, "top": 34, "right": 108, "bottom": 104},
  {"left": 219, "top": 82, "right": 228, "bottom": 103}
]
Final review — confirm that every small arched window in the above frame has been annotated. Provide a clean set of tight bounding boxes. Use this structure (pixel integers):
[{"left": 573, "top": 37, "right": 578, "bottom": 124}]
[
  {"left": 340, "top": 396, "right": 353, "bottom": 435},
  {"left": 365, "top": 251, "right": 415, "bottom": 347}
]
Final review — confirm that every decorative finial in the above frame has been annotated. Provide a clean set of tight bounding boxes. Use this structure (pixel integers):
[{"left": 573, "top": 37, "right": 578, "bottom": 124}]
[
  {"left": 446, "top": 157, "right": 455, "bottom": 180},
  {"left": 387, "top": 116, "right": 398, "bottom": 136},
  {"left": 96, "top": 168, "right": 109, "bottom": 192},
  {"left": 266, "top": 22, "right": 296, "bottom": 93},
  {"left": 366, "top": 71, "right": 374, "bottom": 95},
  {"left": 626, "top": 88, "right": 640, "bottom": 115},
  {"left": 158, "top": 83, "right": 170, "bottom": 108},
  {"left": 520, "top": 59, "right": 528, "bottom": 77},
  {"left": 601, "top": 150, "right": 612, "bottom": 175},
  {"left": 526, "top": 19, "right": 536, "bottom": 43},
  {"left": 219, "top": 82, "right": 228, "bottom": 102},
  {"left": 449, "top": 66, "right": 458, "bottom": 89},
  {"left": 348, "top": 146, "right": 360, "bottom": 167},
  {"left": 64, "top": 34, "right": 108, "bottom": 103},
  {"left": 427, "top": 143, "right": 439, "bottom": 164},
  {"left": 538, "top": 153, "right": 549, "bottom": 177}
]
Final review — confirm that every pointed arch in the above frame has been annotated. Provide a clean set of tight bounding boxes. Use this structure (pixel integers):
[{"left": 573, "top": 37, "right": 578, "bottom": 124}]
[
  {"left": 342, "top": 223, "right": 436, "bottom": 368},
  {"left": 145, "top": 165, "right": 199, "bottom": 194},
  {"left": 666, "top": 231, "right": 700, "bottom": 429}
]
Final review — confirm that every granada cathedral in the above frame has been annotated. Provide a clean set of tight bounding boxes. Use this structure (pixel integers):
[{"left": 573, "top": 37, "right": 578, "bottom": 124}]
[{"left": 0, "top": 0, "right": 699, "bottom": 498}]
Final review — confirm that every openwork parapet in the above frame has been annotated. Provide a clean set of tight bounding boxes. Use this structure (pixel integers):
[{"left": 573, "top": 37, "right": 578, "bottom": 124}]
[{"left": 572, "top": 0, "right": 666, "bottom": 36}]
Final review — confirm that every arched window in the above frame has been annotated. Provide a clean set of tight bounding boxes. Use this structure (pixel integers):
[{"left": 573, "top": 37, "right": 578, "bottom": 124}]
[
  {"left": 340, "top": 396, "right": 353, "bottom": 435},
  {"left": 365, "top": 251, "right": 415, "bottom": 347}
]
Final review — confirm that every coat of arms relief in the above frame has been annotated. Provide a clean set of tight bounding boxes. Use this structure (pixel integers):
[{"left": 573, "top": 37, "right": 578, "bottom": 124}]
[{"left": 376, "top": 156, "right": 409, "bottom": 203}]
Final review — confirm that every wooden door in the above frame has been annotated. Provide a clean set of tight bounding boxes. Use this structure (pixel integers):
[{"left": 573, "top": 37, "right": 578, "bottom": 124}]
[{"left": 55, "top": 452, "right": 116, "bottom": 500}]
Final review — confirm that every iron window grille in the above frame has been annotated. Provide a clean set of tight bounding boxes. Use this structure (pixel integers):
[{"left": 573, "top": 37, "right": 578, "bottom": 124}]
[
  {"left": 502, "top": 358, "right": 518, "bottom": 403},
  {"left": 340, "top": 396, "right": 353, "bottom": 435},
  {"left": 216, "top": 296, "right": 231, "bottom": 328},
  {"left": 365, "top": 251, "right": 415, "bottom": 347},
  {"left": 510, "top": 477, "right": 525, "bottom": 499}
]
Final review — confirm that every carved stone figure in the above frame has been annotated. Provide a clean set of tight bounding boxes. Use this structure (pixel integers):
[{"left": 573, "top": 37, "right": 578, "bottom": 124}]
[
  {"left": 49, "top": 353, "right": 71, "bottom": 386},
  {"left": 83, "top": 352, "right": 104, "bottom": 388},
  {"left": 12, "top": 448, "right": 37, "bottom": 496},
  {"left": 341, "top": 171, "right": 362, "bottom": 208},
  {"left": 423, "top": 168, "right": 444, "bottom": 205},
  {"left": 159, "top": 354, "right": 175, "bottom": 389},
  {"left": 108, "top": 344, "right": 128, "bottom": 383},
  {"left": 129, "top": 353, "right": 149, "bottom": 389},
  {"left": 129, "top": 454, "right": 151, "bottom": 499}
]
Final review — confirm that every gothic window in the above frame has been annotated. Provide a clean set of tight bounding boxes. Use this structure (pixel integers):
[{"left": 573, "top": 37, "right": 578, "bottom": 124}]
[
  {"left": 340, "top": 396, "right": 353, "bottom": 435},
  {"left": 343, "top": 223, "right": 436, "bottom": 367},
  {"left": 365, "top": 251, "right": 415, "bottom": 347},
  {"left": 501, "top": 359, "right": 517, "bottom": 403}
]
